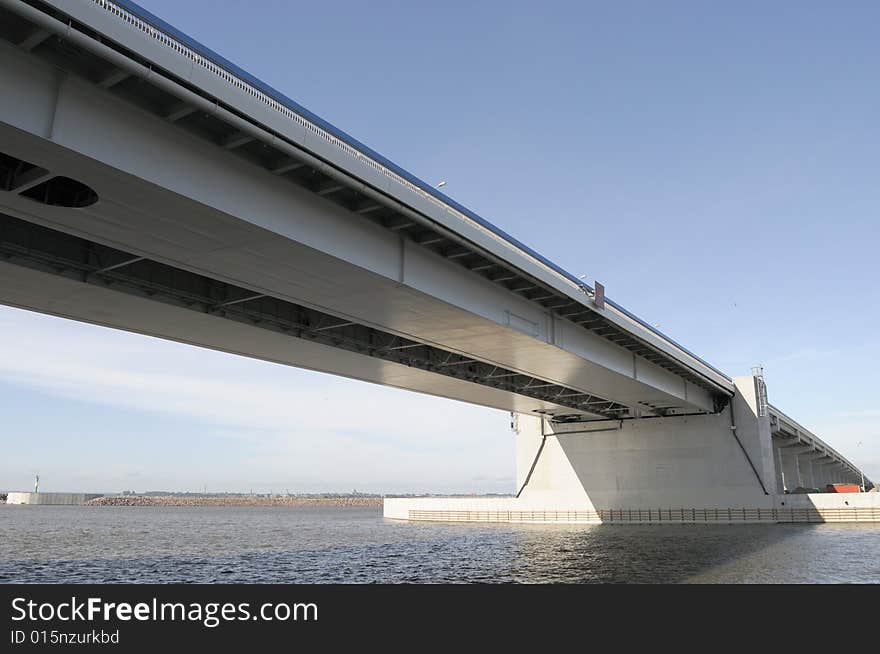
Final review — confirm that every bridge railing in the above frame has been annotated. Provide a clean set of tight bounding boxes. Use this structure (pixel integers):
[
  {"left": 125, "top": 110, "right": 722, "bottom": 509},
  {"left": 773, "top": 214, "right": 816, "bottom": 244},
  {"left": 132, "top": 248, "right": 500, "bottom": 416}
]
[{"left": 768, "top": 405, "right": 867, "bottom": 482}]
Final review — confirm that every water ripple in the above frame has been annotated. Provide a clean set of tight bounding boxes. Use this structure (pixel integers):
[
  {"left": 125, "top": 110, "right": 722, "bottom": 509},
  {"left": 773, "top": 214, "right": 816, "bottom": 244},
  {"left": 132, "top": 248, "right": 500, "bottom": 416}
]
[{"left": 1, "top": 506, "right": 877, "bottom": 583}]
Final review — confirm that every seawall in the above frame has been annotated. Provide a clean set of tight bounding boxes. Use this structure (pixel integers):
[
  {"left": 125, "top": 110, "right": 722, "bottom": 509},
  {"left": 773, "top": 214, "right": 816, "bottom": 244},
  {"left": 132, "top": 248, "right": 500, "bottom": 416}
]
[
  {"left": 86, "top": 495, "right": 383, "bottom": 507},
  {"left": 384, "top": 493, "right": 880, "bottom": 524},
  {"left": 5, "top": 492, "right": 104, "bottom": 505}
]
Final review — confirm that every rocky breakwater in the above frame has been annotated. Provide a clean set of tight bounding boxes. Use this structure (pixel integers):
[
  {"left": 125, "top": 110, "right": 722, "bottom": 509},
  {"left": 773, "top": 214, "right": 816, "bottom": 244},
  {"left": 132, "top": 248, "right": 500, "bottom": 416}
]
[{"left": 86, "top": 495, "right": 383, "bottom": 507}]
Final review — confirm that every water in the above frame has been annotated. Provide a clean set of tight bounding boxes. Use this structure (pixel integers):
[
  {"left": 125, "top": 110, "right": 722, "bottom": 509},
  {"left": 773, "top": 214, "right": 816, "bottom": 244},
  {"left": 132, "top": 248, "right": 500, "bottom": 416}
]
[{"left": 1, "top": 505, "right": 877, "bottom": 583}]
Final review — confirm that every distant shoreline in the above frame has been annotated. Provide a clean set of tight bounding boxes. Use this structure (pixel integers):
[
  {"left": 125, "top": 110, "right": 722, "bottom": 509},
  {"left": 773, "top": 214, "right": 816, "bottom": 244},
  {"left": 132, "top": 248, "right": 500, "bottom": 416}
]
[{"left": 86, "top": 495, "right": 384, "bottom": 507}]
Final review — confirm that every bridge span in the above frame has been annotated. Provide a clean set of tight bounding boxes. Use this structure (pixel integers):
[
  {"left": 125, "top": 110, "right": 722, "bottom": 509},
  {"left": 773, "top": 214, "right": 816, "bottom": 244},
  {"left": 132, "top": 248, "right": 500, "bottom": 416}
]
[{"left": 0, "top": 0, "right": 873, "bottom": 522}]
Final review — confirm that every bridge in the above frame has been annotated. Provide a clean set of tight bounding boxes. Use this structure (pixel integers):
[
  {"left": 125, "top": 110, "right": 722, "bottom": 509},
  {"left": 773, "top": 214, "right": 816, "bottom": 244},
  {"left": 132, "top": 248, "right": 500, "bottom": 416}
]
[{"left": 0, "top": 0, "right": 874, "bottom": 523}]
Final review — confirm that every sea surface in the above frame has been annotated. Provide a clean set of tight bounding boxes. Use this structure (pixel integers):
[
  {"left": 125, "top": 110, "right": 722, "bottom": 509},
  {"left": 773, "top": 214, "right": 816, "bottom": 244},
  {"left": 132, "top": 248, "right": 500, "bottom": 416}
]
[{"left": 1, "top": 505, "right": 877, "bottom": 583}]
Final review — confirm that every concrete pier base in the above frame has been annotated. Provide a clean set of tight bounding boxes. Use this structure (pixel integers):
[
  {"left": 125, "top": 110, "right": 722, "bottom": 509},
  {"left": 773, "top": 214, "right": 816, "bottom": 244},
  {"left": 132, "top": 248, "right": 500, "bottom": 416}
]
[
  {"left": 385, "top": 374, "right": 876, "bottom": 524},
  {"left": 504, "top": 376, "right": 775, "bottom": 512},
  {"left": 383, "top": 493, "right": 880, "bottom": 524}
]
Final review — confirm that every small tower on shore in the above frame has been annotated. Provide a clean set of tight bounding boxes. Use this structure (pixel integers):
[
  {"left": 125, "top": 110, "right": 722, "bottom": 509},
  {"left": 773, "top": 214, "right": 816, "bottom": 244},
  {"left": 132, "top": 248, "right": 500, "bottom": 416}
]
[{"left": 34, "top": 473, "right": 39, "bottom": 494}]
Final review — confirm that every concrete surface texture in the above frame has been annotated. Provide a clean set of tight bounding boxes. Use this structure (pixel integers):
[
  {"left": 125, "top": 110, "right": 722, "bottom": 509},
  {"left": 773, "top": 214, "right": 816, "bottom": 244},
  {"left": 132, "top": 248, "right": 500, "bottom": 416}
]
[{"left": 5, "top": 492, "right": 104, "bottom": 505}]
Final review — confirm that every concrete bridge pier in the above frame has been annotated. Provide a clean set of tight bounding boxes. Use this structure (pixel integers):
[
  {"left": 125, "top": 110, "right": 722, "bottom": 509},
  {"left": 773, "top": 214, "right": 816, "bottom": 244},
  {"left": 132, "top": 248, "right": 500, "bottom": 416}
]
[
  {"left": 798, "top": 453, "right": 819, "bottom": 488},
  {"left": 773, "top": 444, "right": 786, "bottom": 494},
  {"left": 817, "top": 460, "right": 836, "bottom": 487},
  {"left": 812, "top": 461, "right": 826, "bottom": 487},
  {"left": 825, "top": 463, "right": 838, "bottom": 485},
  {"left": 386, "top": 373, "right": 878, "bottom": 522},
  {"left": 825, "top": 465, "right": 835, "bottom": 486},
  {"left": 511, "top": 375, "right": 777, "bottom": 511},
  {"left": 832, "top": 463, "right": 852, "bottom": 485},
  {"left": 777, "top": 448, "right": 803, "bottom": 491}
]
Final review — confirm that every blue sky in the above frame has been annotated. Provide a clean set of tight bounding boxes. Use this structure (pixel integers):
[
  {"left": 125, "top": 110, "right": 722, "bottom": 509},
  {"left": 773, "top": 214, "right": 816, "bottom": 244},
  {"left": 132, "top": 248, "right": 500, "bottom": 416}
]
[{"left": 2, "top": 0, "right": 878, "bottom": 492}]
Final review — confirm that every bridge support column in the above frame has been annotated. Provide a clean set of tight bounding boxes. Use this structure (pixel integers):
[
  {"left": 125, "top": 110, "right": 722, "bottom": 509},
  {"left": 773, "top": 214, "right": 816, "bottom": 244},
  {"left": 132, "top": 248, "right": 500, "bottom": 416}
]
[
  {"left": 797, "top": 455, "right": 820, "bottom": 489},
  {"left": 513, "top": 373, "right": 776, "bottom": 510},
  {"left": 812, "top": 462, "right": 824, "bottom": 487},
  {"left": 827, "top": 464, "right": 838, "bottom": 485},
  {"left": 778, "top": 449, "right": 802, "bottom": 492},
  {"left": 773, "top": 443, "right": 787, "bottom": 494},
  {"left": 513, "top": 413, "right": 545, "bottom": 497},
  {"left": 827, "top": 462, "right": 840, "bottom": 485},
  {"left": 730, "top": 375, "right": 778, "bottom": 496},
  {"left": 816, "top": 462, "right": 834, "bottom": 487}
]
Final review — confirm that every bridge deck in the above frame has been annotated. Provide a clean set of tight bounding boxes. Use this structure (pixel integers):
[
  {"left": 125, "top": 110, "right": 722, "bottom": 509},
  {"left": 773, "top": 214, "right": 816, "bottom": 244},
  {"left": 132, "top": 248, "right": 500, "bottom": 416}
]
[{"left": 0, "top": 0, "right": 732, "bottom": 397}]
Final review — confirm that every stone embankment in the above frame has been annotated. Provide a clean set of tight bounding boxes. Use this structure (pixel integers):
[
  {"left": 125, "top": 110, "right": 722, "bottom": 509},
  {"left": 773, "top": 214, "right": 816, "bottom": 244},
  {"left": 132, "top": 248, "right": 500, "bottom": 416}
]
[{"left": 86, "top": 495, "right": 383, "bottom": 507}]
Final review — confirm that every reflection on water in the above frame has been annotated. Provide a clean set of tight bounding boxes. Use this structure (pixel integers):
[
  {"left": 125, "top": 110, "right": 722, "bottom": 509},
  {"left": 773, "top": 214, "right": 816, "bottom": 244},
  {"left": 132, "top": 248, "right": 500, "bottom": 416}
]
[{"left": 1, "top": 505, "right": 877, "bottom": 583}]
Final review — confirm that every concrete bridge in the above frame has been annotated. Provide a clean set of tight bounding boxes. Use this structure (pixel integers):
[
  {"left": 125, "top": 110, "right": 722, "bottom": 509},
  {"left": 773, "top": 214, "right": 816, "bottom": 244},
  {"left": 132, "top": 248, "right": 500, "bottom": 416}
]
[{"left": 0, "top": 0, "right": 873, "bottom": 522}]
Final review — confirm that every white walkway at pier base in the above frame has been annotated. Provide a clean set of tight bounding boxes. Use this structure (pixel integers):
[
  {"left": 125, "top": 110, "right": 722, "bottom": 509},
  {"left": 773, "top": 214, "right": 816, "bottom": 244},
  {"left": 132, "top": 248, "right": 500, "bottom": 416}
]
[{"left": 384, "top": 493, "right": 880, "bottom": 524}]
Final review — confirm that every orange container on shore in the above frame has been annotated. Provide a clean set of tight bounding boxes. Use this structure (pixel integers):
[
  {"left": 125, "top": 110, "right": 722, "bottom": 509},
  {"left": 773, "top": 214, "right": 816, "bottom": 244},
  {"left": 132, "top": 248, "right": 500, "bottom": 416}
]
[{"left": 825, "top": 483, "right": 860, "bottom": 493}]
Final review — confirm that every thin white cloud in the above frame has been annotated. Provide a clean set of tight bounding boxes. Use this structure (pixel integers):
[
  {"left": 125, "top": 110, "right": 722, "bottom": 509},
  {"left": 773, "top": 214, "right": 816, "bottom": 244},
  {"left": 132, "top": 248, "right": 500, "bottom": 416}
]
[{"left": 0, "top": 307, "right": 504, "bottom": 445}]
